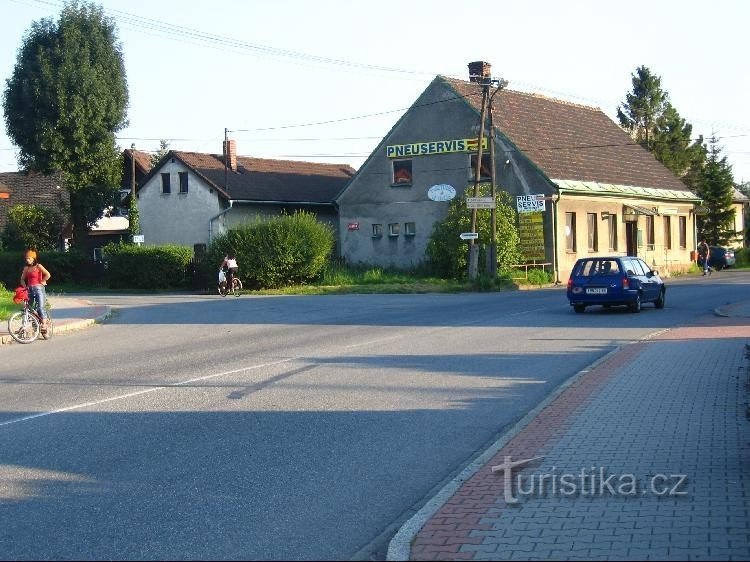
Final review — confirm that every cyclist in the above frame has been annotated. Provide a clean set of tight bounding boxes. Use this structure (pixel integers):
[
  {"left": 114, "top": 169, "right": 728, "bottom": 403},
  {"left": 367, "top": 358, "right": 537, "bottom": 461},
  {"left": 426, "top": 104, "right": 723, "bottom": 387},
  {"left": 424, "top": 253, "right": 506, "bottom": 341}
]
[
  {"left": 220, "top": 251, "right": 239, "bottom": 293},
  {"left": 20, "top": 249, "right": 51, "bottom": 332}
]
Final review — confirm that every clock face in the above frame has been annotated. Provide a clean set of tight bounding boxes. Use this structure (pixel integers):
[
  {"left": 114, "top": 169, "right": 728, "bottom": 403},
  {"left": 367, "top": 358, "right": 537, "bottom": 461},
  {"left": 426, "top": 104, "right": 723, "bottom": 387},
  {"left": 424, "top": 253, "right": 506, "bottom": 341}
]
[{"left": 427, "top": 184, "right": 456, "bottom": 202}]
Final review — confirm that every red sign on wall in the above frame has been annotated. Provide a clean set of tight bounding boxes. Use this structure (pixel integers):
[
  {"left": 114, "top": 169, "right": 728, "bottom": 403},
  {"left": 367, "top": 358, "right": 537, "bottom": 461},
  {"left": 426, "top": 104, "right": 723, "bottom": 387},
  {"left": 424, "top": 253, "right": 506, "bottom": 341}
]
[{"left": 347, "top": 222, "right": 359, "bottom": 230}]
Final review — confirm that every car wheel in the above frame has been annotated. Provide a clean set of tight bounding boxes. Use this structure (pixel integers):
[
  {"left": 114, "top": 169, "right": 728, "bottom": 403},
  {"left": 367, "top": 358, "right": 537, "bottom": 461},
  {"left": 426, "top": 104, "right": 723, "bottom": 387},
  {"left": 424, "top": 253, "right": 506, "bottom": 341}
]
[
  {"left": 574, "top": 305, "right": 586, "bottom": 314},
  {"left": 654, "top": 288, "right": 666, "bottom": 309},
  {"left": 629, "top": 294, "right": 642, "bottom": 313}
]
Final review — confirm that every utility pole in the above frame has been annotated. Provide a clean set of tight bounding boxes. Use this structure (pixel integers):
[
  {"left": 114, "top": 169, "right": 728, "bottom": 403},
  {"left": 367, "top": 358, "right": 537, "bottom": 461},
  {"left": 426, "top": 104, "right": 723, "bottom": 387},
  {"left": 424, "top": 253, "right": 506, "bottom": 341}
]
[
  {"left": 468, "top": 85, "right": 489, "bottom": 280},
  {"left": 130, "top": 143, "right": 136, "bottom": 200},
  {"left": 224, "top": 127, "right": 229, "bottom": 193},
  {"left": 487, "top": 78, "right": 508, "bottom": 277}
]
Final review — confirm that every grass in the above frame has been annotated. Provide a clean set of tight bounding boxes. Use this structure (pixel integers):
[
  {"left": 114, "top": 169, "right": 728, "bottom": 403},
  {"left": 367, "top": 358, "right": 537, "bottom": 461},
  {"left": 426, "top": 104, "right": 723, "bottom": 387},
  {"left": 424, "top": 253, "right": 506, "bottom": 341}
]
[{"left": 0, "top": 288, "right": 15, "bottom": 321}]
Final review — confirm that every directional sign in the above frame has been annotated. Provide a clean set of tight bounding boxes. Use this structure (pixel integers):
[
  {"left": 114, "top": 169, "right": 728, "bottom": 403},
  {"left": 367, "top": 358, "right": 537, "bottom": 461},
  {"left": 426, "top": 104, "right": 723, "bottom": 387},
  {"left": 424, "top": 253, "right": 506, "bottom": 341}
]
[
  {"left": 459, "top": 232, "right": 479, "bottom": 240},
  {"left": 466, "top": 197, "right": 496, "bottom": 209}
]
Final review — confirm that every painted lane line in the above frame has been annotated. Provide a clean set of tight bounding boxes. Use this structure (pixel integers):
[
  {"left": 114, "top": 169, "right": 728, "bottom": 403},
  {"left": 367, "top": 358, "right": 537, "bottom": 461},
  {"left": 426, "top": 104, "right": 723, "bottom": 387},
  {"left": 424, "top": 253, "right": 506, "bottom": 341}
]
[{"left": 0, "top": 358, "right": 294, "bottom": 428}]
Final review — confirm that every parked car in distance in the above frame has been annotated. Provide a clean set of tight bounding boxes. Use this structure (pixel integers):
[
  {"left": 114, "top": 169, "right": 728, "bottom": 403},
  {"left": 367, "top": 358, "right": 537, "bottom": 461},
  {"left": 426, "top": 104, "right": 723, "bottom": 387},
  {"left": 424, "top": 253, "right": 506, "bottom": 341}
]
[
  {"left": 707, "top": 246, "right": 736, "bottom": 270},
  {"left": 567, "top": 256, "right": 666, "bottom": 314}
]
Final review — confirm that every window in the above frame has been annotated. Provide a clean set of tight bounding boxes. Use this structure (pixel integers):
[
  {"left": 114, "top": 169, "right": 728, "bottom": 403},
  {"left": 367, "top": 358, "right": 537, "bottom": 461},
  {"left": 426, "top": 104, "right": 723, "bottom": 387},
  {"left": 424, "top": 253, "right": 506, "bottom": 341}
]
[
  {"left": 392, "top": 160, "right": 412, "bottom": 185},
  {"left": 608, "top": 215, "right": 618, "bottom": 251},
  {"left": 179, "top": 172, "right": 188, "bottom": 194},
  {"left": 565, "top": 212, "right": 577, "bottom": 252},
  {"left": 587, "top": 213, "right": 598, "bottom": 252},
  {"left": 388, "top": 223, "right": 400, "bottom": 236},
  {"left": 645, "top": 216, "right": 655, "bottom": 249},
  {"left": 161, "top": 173, "right": 171, "bottom": 194},
  {"left": 469, "top": 154, "right": 492, "bottom": 180},
  {"left": 372, "top": 224, "right": 383, "bottom": 238},
  {"left": 679, "top": 216, "right": 687, "bottom": 249},
  {"left": 404, "top": 222, "right": 416, "bottom": 236},
  {"left": 663, "top": 216, "right": 672, "bottom": 250}
]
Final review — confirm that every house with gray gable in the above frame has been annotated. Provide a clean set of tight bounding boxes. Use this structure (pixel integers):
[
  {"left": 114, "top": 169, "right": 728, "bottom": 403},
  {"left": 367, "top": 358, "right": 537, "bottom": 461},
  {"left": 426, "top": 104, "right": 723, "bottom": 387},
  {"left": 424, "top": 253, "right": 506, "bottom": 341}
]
[
  {"left": 336, "top": 61, "right": 703, "bottom": 280},
  {"left": 136, "top": 140, "right": 355, "bottom": 249}
]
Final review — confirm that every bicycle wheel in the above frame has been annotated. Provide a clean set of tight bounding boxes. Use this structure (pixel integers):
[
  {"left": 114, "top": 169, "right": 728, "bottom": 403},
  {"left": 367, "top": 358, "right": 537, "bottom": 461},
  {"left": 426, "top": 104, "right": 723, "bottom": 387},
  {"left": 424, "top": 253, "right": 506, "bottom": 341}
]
[
  {"left": 40, "top": 313, "right": 54, "bottom": 340},
  {"left": 7, "top": 311, "right": 40, "bottom": 344},
  {"left": 218, "top": 282, "right": 228, "bottom": 297},
  {"left": 232, "top": 277, "right": 242, "bottom": 296}
]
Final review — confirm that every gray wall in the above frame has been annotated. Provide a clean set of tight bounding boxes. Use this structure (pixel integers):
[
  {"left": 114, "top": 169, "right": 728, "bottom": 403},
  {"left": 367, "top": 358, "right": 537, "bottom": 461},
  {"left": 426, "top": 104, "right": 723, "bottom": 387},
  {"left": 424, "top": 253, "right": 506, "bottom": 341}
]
[
  {"left": 138, "top": 160, "right": 223, "bottom": 247},
  {"left": 337, "top": 78, "right": 555, "bottom": 268}
]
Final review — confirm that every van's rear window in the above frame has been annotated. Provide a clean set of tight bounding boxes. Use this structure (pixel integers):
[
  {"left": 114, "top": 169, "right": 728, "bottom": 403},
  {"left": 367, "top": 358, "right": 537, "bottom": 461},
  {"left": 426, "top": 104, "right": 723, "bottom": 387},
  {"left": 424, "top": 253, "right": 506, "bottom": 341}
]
[{"left": 574, "top": 259, "right": 621, "bottom": 277}]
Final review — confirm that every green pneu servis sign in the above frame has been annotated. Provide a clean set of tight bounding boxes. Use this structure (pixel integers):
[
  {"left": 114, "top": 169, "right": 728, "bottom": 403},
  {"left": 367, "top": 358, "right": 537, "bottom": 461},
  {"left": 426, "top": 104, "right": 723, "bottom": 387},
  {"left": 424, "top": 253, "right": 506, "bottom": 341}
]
[{"left": 386, "top": 137, "right": 488, "bottom": 158}]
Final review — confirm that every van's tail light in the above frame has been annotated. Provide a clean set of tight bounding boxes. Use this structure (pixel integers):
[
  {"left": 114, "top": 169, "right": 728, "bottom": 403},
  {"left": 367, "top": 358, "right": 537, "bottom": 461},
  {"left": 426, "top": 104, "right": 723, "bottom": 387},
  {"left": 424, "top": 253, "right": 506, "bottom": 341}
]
[
  {"left": 622, "top": 276, "right": 629, "bottom": 289},
  {"left": 567, "top": 277, "right": 573, "bottom": 290}
]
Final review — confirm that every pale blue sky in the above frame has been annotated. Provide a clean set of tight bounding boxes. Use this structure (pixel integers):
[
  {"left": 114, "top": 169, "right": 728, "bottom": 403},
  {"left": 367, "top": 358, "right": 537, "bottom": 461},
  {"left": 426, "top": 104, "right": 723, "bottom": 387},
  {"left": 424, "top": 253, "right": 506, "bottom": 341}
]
[{"left": 2, "top": 0, "right": 749, "bottom": 182}]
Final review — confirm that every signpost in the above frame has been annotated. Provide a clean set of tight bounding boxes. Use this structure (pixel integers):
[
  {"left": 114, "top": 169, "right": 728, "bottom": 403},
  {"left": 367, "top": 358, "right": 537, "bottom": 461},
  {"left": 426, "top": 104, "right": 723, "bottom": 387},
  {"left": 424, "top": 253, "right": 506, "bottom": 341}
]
[
  {"left": 466, "top": 197, "right": 496, "bottom": 209},
  {"left": 132, "top": 234, "right": 145, "bottom": 245},
  {"left": 460, "top": 232, "right": 479, "bottom": 240}
]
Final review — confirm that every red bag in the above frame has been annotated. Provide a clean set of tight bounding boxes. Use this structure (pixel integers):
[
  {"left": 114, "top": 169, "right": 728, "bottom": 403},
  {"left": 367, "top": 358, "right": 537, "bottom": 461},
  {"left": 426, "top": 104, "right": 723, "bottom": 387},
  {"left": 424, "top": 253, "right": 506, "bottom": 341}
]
[{"left": 12, "top": 286, "right": 28, "bottom": 304}]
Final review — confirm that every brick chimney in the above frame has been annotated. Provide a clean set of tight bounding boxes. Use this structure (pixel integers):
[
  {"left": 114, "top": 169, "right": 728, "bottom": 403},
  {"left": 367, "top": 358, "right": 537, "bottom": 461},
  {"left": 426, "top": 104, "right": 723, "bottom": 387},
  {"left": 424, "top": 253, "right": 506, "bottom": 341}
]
[
  {"left": 468, "top": 61, "right": 492, "bottom": 83},
  {"left": 223, "top": 139, "right": 237, "bottom": 172}
]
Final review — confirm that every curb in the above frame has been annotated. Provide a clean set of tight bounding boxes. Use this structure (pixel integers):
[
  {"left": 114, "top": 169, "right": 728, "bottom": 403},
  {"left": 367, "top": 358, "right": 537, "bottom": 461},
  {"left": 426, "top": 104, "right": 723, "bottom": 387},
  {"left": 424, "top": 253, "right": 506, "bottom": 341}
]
[
  {"left": 386, "top": 328, "right": 671, "bottom": 561},
  {"left": 0, "top": 301, "right": 111, "bottom": 345}
]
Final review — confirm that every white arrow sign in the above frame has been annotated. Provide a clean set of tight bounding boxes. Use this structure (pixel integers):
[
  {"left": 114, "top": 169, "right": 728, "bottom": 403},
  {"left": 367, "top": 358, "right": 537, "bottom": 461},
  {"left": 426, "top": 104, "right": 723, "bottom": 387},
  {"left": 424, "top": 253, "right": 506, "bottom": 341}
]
[{"left": 459, "top": 232, "right": 479, "bottom": 240}]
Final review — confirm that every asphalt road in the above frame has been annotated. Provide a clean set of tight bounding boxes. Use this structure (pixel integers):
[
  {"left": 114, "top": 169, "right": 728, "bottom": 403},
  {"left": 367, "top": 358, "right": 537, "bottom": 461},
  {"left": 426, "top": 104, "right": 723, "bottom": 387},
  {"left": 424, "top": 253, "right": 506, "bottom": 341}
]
[{"left": 1, "top": 272, "right": 748, "bottom": 560}]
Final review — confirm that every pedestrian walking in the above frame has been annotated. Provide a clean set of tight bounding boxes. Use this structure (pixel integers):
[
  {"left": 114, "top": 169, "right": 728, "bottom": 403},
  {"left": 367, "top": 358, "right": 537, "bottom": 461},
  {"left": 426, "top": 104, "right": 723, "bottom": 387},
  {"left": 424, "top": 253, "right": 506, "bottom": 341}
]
[{"left": 698, "top": 238, "right": 711, "bottom": 276}]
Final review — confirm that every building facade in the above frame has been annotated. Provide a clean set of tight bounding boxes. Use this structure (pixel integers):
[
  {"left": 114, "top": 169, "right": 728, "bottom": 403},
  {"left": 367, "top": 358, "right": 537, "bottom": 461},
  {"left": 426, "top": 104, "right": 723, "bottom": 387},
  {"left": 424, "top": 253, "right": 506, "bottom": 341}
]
[{"left": 336, "top": 62, "right": 703, "bottom": 280}]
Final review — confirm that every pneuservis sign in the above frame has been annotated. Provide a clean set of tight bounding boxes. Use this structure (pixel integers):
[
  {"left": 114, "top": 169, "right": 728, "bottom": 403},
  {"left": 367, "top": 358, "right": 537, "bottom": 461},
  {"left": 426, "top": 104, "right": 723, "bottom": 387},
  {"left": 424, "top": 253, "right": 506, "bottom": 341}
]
[{"left": 386, "top": 137, "right": 488, "bottom": 159}]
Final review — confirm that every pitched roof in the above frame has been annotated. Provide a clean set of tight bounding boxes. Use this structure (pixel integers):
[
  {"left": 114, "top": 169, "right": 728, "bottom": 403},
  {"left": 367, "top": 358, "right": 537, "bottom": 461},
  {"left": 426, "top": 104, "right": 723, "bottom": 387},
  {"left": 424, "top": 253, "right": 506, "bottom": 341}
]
[
  {"left": 442, "top": 77, "right": 690, "bottom": 192},
  {"left": 170, "top": 151, "right": 356, "bottom": 203},
  {"left": 0, "top": 170, "right": 68, "bottom": 230}
]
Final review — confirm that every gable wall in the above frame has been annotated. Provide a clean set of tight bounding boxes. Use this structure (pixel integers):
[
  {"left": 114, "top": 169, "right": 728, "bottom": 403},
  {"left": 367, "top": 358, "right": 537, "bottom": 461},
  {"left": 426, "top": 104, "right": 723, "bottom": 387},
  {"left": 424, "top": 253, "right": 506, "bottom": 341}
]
[
  {"left": 337, "top": 80, "right": 555, "bottom": 268},
  {"left": 138, "top": 160, "right": 223, "bottom": 247}
]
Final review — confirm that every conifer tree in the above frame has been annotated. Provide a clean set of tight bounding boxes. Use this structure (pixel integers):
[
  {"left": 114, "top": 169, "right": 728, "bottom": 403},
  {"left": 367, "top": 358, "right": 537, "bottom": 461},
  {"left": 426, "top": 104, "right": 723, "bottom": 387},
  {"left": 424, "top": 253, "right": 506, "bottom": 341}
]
[{"left": 695, "top": 137, "right": 736, "bottom": 245}]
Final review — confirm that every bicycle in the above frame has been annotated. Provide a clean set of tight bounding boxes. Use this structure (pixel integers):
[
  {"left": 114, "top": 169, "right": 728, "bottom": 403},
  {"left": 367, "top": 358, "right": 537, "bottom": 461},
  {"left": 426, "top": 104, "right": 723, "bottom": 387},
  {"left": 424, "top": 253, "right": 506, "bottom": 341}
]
[
  {"left": 218, "top": 275, "right": 242, "bottom": 297},
  {"left": 8, "top": 288, "right": 54, "bottom": 344}
]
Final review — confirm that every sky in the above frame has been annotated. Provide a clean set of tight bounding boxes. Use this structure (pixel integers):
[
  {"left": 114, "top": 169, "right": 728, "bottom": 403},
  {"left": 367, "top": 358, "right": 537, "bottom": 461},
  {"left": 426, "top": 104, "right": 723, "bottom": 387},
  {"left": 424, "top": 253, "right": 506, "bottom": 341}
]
[{"left": 1, "top": 0, "right": 749, "bottom": 183}]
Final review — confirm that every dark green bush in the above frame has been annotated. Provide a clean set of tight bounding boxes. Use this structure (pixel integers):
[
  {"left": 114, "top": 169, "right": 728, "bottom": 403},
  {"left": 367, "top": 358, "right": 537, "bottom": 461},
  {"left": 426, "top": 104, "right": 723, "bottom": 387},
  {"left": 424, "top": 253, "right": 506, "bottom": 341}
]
[
  {"left": 205, "top": 212, "right": 334, "bottom": 289},
  {"left": 103, "top": 243, "right": 194, "bottom": 289},
  {"left": 0, "top": 250, "right": 88, "bottom": 290},
  {"left": 526, "top": 268, "right": 553, "bottom": 285}
]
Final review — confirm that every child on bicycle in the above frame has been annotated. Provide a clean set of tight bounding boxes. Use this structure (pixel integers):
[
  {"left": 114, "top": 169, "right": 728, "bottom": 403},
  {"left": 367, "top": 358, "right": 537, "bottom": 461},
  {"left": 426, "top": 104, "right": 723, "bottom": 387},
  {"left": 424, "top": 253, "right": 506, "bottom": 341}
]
[
  {"left": 220, "top": 251, "right": 239, "bottom": 292},
  {"left": 20, "top": 249, "right": 51, "bottom": 332}
]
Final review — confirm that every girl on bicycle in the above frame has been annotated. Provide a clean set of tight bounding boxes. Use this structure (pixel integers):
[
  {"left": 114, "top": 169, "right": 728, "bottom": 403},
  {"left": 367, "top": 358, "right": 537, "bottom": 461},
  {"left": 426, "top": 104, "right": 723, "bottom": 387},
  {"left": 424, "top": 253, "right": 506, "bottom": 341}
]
[
  {"left": 220, "top": 251, "right": 239, "bottom": 291},
  {"left": 20, "top": 249, "right": 51, "bottom": 332}
]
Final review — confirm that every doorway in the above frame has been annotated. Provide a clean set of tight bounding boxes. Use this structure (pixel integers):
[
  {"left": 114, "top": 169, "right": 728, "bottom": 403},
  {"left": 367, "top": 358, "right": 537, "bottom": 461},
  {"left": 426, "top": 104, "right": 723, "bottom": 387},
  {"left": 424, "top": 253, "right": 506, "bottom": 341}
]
[{"left": 625, "top": 221, "right": 638, "bottom": 256}]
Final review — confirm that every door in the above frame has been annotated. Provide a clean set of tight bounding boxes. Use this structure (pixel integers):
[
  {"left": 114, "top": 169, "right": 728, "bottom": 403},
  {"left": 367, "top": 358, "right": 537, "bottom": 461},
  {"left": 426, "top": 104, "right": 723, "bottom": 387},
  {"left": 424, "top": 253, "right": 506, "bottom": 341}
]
[{"left": 625, "top": 221, "right": 638, "bottom": 256}]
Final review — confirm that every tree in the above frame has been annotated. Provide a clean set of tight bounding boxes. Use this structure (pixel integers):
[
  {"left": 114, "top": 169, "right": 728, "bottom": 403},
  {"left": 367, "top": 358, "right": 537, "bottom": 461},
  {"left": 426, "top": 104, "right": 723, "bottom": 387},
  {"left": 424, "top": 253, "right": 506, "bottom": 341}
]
[
  {"left": 651, "top": 103, "right": 706, "bottom": 190},
  {"left": 426, "top": 190, "right": 519, "bottom": 279},
  {"left": 695, "top": 137, "right": 736, "bottom": 246},
  {"left": 3, "top": 0, "right": 129, "bottom": 247},
  {"left": 150, "top": 139, "right": 170, "bottom": 168},
  {"left": 2, "top": 204, "right": 64, "bottom": 251},
  {"left": 617, "top": 66, "right": 668, "bottom": 148}
]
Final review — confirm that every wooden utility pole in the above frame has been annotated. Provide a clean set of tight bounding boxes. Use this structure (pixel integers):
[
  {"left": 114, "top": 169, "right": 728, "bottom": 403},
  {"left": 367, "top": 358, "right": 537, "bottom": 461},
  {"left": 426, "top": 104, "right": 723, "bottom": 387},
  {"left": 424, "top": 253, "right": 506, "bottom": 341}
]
[{"left": 468, "top": 85, "right": 490, "bottom": 280}]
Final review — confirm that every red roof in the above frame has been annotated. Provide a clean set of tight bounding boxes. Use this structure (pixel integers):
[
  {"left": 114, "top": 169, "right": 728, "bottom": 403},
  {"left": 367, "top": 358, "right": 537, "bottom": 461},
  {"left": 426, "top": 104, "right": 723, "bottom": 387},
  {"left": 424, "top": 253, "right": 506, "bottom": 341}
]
[{"left": 442, "top": 77, "right": 690, "bottom": 191}]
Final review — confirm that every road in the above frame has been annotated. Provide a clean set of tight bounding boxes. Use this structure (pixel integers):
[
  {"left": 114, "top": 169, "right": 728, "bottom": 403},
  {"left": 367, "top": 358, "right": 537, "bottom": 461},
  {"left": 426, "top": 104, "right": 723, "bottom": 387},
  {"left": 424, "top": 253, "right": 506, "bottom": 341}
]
[{"left": 1, "top": 271, "right": 748, "bottom": 560}]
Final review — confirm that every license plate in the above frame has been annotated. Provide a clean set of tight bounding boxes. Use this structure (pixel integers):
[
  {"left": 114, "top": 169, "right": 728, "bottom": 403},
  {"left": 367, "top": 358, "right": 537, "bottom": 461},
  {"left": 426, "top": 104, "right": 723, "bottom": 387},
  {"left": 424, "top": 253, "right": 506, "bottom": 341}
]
[{"left": 586, "top": 288, "right": 607, "bottom": 294}]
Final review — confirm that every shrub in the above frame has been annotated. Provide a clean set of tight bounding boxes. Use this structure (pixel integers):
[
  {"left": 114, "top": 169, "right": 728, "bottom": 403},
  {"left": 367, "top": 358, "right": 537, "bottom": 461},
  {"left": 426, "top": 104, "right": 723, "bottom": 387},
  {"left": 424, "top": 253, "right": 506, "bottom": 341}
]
[
  {"left": 0, "top": 250, "right": 88, "bottom": 290},
  {"left": 2, "top": 204, "right": 65, "bottom": 251},
  {"left": 103, "top": 243, "right": 193, "bottom": 289},
  {"left": 426, "top": 190, "right": 520, "bottom": 279},
  {"left": 526, "top": 268, "right": 553, "bottom": 286},
  {"left": 206, "top": 212, "right": 334, "bottom": 289}
]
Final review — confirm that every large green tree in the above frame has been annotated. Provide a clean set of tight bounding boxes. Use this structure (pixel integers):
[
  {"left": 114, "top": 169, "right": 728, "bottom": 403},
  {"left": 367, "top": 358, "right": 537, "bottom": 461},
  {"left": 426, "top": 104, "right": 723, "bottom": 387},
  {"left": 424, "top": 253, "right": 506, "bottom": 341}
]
[
  {"left": 696, "top": 137, "right": 736, "bottom": 245},
  {"left": 3, "top": 0, "right": 128, "bottom": 246},
  {"left": 618, "top": 66, "right": 707, "bottom": 189},
  {"left": 617, "top": 66, "right": 668, "bottom": 148}
]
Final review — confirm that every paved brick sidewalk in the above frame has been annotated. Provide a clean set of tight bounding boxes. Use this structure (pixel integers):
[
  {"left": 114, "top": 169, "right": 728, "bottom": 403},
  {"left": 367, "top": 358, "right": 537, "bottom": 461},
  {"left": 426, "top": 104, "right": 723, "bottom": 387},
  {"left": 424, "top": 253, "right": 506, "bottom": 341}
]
[{"left": 394, "top": 316, "right": 750, "bottom": 561}]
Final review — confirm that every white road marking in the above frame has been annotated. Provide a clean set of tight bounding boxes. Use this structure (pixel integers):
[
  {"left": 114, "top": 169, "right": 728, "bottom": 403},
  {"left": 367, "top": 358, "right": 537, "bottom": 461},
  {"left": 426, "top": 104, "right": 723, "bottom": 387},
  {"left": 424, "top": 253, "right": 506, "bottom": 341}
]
[{"left": 0, "top": 358, "right": 294, "bottom": 428}]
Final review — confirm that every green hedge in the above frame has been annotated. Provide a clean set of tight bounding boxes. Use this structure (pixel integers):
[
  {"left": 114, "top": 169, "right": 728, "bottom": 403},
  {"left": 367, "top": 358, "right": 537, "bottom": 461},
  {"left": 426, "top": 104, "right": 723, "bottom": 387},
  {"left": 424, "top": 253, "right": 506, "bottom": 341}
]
[
  {"left": 103, "top": 243, "right": 194, "bottom": 289},
  {"left": 0, "top": 250, "right": 89, "bottom": 290},
  {"left": 204, "top": 212, "right": 334, "bottom": 289}
]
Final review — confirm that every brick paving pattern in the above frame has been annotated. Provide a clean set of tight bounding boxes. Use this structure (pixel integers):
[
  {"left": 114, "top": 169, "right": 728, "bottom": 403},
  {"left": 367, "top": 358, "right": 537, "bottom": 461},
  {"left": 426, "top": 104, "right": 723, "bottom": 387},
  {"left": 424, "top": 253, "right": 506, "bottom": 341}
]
[{"left": 409, "top": 318, "right": 750, "bottom": 560}]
